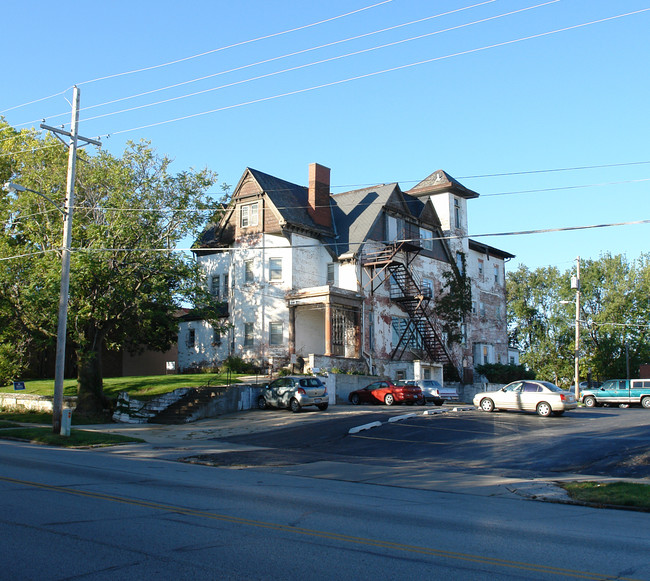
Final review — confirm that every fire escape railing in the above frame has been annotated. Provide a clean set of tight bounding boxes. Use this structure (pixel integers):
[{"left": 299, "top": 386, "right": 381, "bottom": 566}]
[{"left": 361, "top": 243, "right": 460, "bottom": 374}]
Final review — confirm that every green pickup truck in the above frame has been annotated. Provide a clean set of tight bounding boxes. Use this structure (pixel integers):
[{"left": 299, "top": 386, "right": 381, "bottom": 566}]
[{"left": 581, "top": 379, "right": 650, "bottom": 408}]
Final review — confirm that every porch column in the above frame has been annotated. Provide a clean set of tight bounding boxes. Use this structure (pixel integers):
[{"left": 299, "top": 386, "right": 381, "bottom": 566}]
[
  {"left": 324, "top": 302, "right": 333, "bottom": 356},
  {"left": 288, "top": 305, "right": 296, "bottom": 355}
]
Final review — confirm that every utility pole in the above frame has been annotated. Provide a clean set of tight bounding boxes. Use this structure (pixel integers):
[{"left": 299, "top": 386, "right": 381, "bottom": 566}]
[
  {"left": 41, "top": 86, "right": 101, "bottom": 434},
  {"left": 571, "top": 256, "right": 581, "bottom": 402}
]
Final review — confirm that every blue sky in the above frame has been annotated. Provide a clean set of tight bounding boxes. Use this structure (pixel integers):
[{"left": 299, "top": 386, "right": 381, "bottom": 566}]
[{"left": 3, "top": 0, "right": 649, "bottom": 273}]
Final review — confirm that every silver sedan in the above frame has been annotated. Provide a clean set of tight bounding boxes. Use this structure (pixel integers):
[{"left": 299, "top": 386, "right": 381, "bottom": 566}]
[{"left": 473, "top": 380, "right": 577, "bottom": 417}]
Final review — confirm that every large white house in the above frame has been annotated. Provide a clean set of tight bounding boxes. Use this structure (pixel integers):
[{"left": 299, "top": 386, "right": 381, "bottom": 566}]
[{"left": 179, "top": 163, "right": 514, "bottom": 383}]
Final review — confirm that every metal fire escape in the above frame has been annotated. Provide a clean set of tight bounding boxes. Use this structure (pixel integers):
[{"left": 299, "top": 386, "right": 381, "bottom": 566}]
[{"left": 361, "top": 242, "right": 459, "bottom": 371}]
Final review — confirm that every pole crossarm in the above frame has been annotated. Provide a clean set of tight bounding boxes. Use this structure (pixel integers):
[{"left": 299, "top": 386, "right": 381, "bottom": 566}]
[{"left": 40, "top": 123, "right": 102, "bottom": 148}]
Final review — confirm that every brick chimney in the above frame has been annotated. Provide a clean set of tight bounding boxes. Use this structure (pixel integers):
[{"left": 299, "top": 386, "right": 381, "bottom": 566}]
[{"left": 308, "top": 163, "right": 331, "bottom": 228}]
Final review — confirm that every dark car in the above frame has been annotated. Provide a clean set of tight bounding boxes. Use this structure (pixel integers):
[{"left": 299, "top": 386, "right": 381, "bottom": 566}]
[
  {"left": 348, "top": 380, "right": 423, "bottom": 406},
  {"left": 257, "top": 376, "right": 329, "bottom": 413}
]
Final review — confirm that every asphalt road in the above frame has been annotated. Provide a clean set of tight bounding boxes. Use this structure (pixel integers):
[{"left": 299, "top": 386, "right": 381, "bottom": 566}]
[
  {"left": 2, "top": 437, "right": 650, "bottom": 580},
  {"left": 196, "top": 405, "right": 650, "bottom": 479}
]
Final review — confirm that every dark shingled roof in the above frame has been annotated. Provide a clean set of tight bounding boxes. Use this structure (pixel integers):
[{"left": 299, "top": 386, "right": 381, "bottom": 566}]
[{"left": 408, "top": 169, "right": 480, "bottom": 199}]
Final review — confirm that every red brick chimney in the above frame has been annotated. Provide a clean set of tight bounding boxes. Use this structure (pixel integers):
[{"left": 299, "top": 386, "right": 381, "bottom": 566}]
[{"left": 308, "top": 163, "right": 331, "bottom": 228}]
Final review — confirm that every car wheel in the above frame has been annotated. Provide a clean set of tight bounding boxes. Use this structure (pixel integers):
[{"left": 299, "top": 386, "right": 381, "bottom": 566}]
[
  {"left": 350, "top": 393, "right": 360, "bottom": 405},
  {"left": 317, "top": 403, "right": 329, "bottom": 411},
  {"left": 417, "top": 398, "right": 426, "bottom": 406},
  {"left": 583, "top": 396, "right": 597, "bottom": 408},
  {"left": 641, "top": 396, "right": 650, "bottom": 409},
  {"left": 290, "top": 398, "right": 302, "bottom": 413},
  {"left": 536, "top": 401, "right": 552, "bottom": 417},
  {"left": 257, "top": 396, "right": 267, "bottom": 410},
  {"left": 479, "top": 398, "right": 494, "bottom": 412},
  {"left": 434, "top": 400, "right": 444, "bottom": 407},
  {"left": 384, "top": 394, "right": 395, "bottom": 406}
]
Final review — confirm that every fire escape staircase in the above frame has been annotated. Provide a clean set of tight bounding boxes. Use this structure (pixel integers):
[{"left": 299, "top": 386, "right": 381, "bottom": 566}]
[{"left": 361, "top": 242, "right": 460, "bottom": 372}]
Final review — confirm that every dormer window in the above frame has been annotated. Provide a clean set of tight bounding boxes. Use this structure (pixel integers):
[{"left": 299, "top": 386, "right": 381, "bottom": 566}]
[
  {"left": 454, "top": 198, "right": 461, "bottom": 229},
  {"left": 240, "top": 202, "right": 259, "bottom": 228}
]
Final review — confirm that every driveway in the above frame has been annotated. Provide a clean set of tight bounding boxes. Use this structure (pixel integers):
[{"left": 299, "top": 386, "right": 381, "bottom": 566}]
[{"left": 182, "top": 405, "right": 650, "bottom": 480}]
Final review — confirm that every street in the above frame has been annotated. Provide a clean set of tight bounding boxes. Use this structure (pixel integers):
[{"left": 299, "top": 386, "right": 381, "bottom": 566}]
[{"left": 1, "top": 405, "right": 650, "bottom": 580}]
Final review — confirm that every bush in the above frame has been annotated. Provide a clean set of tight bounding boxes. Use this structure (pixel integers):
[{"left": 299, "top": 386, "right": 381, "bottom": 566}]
[
  {"left": 475, "top": 363, "right": 535, "bottom": 384},
  {"left": 222, "top": 356, "right": 257, "bottom": 374}
]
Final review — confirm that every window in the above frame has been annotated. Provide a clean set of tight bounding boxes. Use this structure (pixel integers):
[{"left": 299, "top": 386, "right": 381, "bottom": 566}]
[
  {"left": 326, "top": 262, "right": 335, "bottom": 285},
  {"left": 480, "top": 301, "right": 486, "bottom": 317},
  {"left": 213, "top": 328, "right": 221, "bottom": 346},
  {"left": 269, "top": 322, "right": 283, "bottom": 345},
  {"left": 269, "top": 258, "right": 283, "bottom": 281},
  {"left": 240, "top": 202, "right": 259, "bottom": 228},
  {"left": 456, "top": 252, "right": 464, "bottom": 274},
  {"left": 244, "top": 260, "right": 254, "bottom": 283},
  {"left": 454, "top": 198, "right": 461, "bottom": 229},
  {"left": 244, "top": 322, "right": 254, "bottom": 346},
  {"left": 494, "top": 264, "right": 499, "bottom": 283},
  {"left": 420, "top": 227, "right": 433, "bottom": 251},
  {"left": 422, "top": 278, "right": 433, "bottom": 298},
  {"left": 223, "top": 273, "right": 229, "bottom": 297},
  {"left": 478, "top": 259, "right": 484, "bottom": 277},
  {"left": 210, "top": 274, "right": 220, "bottom": 299},
  {"left": 187, "top": 328, "right": 195, "bottom": 348}
]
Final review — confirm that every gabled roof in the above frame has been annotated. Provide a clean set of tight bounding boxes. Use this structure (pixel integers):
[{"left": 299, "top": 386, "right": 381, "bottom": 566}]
[
  {"left": 244, "top": 167, "right": 334, "bottom": 235},
  {"left": 328, "top": 183, "right": 399, "bottom": 257},
  {"left": 408, "top": 169, "right": 479, "bottom": 200}
]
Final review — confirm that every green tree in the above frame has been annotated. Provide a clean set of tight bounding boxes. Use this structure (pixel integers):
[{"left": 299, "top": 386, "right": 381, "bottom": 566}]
[
  {"left": 0, "top": 120, "right": 223, "bottom": 412},
  {"left": 507, "top": 255, "right": 650, "bottom": 384}
]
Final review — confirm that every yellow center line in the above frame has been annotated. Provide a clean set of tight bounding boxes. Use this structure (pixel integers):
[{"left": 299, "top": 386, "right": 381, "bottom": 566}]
[{"left": 0, "top": 475, "right": 641, "bottom": 581}]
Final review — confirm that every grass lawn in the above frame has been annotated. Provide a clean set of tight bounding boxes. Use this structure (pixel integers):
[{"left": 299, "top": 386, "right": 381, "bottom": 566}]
[
  {"left": 561, "top": 481, "right": 650, "bottom": 511},
  {"left": 0, "top": 372, "right": 246, "bottom": 400},
  {"left": 0, "top": 426, "right": 144, "bottom": 447}
]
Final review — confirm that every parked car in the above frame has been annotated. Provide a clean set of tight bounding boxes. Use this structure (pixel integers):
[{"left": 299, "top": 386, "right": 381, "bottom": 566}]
[
  {"left": 473, "top": 380, "right": 577, "bottom": 417},
  {"left": 395, "top": 379, "right": 458, "bottom": 406},
  {"left": 348, "top": 380, "right": 423, "bottom": 406},
  {"left": 582, "top": 379, "right": 650, "bottom": 408},
  {"left": 257, "top": 376, "right": 329, "bottom": 413}
]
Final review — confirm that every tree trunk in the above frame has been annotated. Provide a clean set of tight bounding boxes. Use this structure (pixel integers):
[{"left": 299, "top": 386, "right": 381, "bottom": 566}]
[{"left": 75, "top": 345, "right": 108, "bottom": 415}]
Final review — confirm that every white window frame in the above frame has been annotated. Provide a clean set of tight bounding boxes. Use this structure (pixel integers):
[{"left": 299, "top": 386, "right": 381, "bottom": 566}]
[
  {"left": 269, "top": 258, "right": 283, "bottom": 282},
  {"left": 244, "top": 322, "right": 254, "bottom": 346},
  {"left": 269, "top": 322, "right": 283, "bottom": 345},
  {"left": 240, "top": 202, "right": 259, "bottom": 228},
  {"left": 326, "top": 262, "right": 336, "bottom": 285},
  {"left": 420, "top": 227, "right": 433, "bottom": 251},
  {"left": 244, "top": 260, "right": 254, "bottom": 283}
]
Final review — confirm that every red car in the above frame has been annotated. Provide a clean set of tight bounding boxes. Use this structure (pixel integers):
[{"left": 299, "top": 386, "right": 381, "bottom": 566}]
[{"left": 348, "top": 380, "right": 423, "bottom": 406}]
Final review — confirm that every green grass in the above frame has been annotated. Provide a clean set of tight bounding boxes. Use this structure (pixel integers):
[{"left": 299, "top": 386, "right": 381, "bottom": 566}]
[
  {"left": 0, "top": 420, "right": 20, "bottom": 428},
  {"left": 561, "top": 481, "right": 650, "bottom": 510},
  {"left": 1, "top": 372, "right": 244, "bottom": 400},
  {"left": 0, "top": 427, "right": 144, "bottom": 447}
]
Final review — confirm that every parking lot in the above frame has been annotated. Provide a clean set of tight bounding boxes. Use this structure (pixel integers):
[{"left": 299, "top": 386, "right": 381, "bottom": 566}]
[{"left": 202, "top": 404, "right": 650, "bottom": 479}]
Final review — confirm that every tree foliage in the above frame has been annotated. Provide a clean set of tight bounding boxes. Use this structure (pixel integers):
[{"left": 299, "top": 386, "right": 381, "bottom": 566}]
[
  {"left": 507, "top": 254, "right": 650, "bottom": 385},
  {"left": 0, "top": 120, "right": 223, "bottom": 411},
  {"left": 434, "top": 252, "right": 472, "bottom": 345}
]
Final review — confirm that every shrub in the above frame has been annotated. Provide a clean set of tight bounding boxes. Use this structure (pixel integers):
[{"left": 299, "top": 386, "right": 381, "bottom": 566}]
[{"left": 475, "top": 363, "right": 535, "bottom": 384}]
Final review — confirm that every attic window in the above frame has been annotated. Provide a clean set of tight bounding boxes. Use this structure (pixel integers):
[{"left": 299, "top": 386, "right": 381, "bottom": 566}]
[{"left": 240, "top": 202, "right": 259, "bottom": 228}]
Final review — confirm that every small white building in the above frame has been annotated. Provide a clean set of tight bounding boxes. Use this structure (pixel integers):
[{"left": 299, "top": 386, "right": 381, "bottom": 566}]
[{"left": 179, "top": 164, "right": 514, "bottom": 383}]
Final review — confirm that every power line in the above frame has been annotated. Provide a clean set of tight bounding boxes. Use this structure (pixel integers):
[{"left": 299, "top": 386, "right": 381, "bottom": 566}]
[
  {"left": 80, "top": 1, "right": 552, "bottom": 126},
  {"left": 24, "top": 0, "right": 498, "bottom": 127},
  {"left": 0, "top": 1, "right": 392, "bottom": 117},
  {"left": 105, "top": 6, "right": 650, "bottom": 137},
  {"left": 2, "top": 217, "right": 649, "bottom": 263}
]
